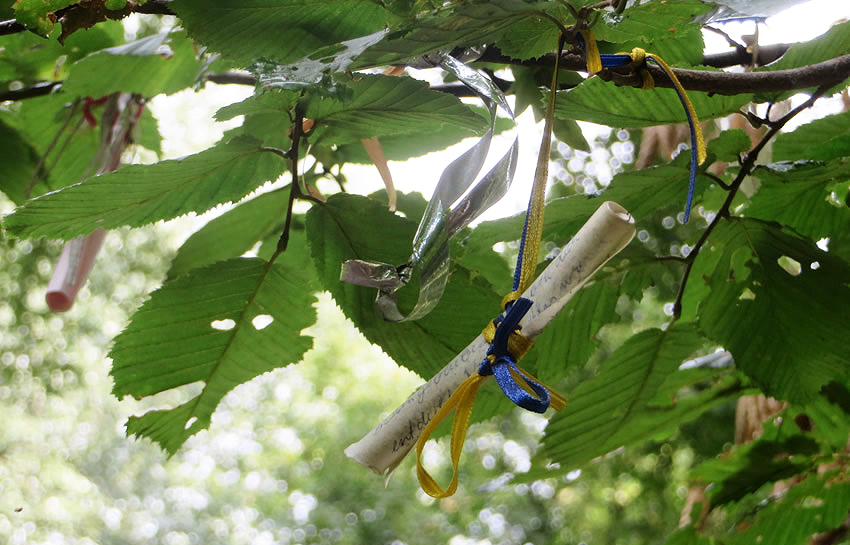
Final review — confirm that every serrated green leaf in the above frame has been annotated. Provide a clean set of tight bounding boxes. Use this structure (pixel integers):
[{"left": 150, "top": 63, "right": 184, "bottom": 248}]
[
  {"left": 114, "top": 256, "right": 318, "bottom": 455},
  {"left": 0, "top": 20, "right": 124, "bottom": 85},
  {"left": 168, "top": 188, "right": 290, "bottom": 279},
  {"left": 306, "top": 193, "right": 504, "bottom": 379},
  {"left": 745, "top": 160, "right": 850, "bottom": 241},
  {"left": 556, "top": 77, "right": 752, "bottom": 128},
  {"left": 553, "top": 117, "right": 591, "bottom": 153},
  {"left": 62, "top": 31, "right": 203, "bottom": 99},
  {"left": 695, "top": 218, "right": 850, "bottom": 403},
  {"left": 773, "top": 111, "right": 850, "bottom": 162},
  {"left": 707, "top": 129, "right": 751, "bottom": 163},
  {"left": 172, "top": 0, "right": 391, "bottom": 65},
  {"left": 467, "top": 163, "right": 714, "bottom": 252},
  {"left": 0, "top": 117, "right": 45, "bottom": 204},
  {"left": 594, "top": 0, "right": 711, "bottom": 66},
  {"left": 757, "top": 20, "right": 850, "bottom": 100},
  {"left": 305, "top": 75, "right": 488, "bottom": 146},
  {"left": 353, "top": 0, "right": 549, "bottom": 68},
  {"left": 5, "top": 135, "right": 285, "bottom": 240},
  {"left": 495, "top": 5, "right": 570, "bottom": 61},
  {"left": 11, "top": 0, "right": 75, "bottom": 34},
  {"left": 692, "top": 432, "right": 819, "bottom": 506},
  {"left": 5, "top": 95, "right": 103, "bottom": 196},
  {"left": 539, "top": 324, "right": 705, "bottom": 468},
  {"left": 531, "top": 279, "right": 620, "bottom": 382},
  {"left": 763, "top": 20, "right": 850, "bottom": 71},
  {"left": 135, "top": 106, "right": 162, "bottom": 155},
  {"left": 793, "top": 384, "right": 850, "bottom": 450},
  {"left": 730, "top": 473, "right": 850, "bottom": 545}
]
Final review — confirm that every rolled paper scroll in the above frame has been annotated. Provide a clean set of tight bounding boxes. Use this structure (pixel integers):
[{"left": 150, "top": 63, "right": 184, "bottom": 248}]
[{"left": 345, "top": 201, "right": 636, "bottom": 476}]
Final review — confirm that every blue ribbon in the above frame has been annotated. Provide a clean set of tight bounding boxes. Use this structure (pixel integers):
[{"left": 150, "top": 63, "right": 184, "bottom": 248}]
[
  {"left": 576, "top": 36, "right": 700, "bottom": 223},
  {"left": 478, "top": 297, "right": 550, "bottom": 413}
]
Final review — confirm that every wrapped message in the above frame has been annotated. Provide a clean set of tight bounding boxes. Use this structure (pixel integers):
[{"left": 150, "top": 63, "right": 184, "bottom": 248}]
[{"left": 345, "top": 201, "right": 636, "bottom": 476}]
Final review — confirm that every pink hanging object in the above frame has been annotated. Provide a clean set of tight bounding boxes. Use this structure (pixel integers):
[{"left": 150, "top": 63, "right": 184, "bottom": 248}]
[
  {"left": 46, "top": 228, "right": 107, "bottom": 312},
  {"left": 44, "top": 93, "right": 141, "bottom": 312}
]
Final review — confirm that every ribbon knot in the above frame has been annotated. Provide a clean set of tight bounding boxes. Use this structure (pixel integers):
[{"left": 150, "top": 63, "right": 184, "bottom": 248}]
[{"left": 479, "top": 297, "right": 551, "bottom": 414}]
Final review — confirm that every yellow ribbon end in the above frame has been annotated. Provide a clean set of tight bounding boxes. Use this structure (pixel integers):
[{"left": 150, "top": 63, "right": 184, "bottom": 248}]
[
  {"left": 644, "top": 52, "right": 707, "bottom": 165},
  {"left": 580, "top": 30, "right": 603, "bottom": 75}
]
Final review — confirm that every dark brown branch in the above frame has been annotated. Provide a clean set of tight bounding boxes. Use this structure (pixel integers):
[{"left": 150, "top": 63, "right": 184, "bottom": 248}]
[
  {"left": 0, "top": 1, "right": 175, "bottom": 38},
  {"left": 702, "top": 43, "right": 791, "bottom": 68},
  {"left": 0, "top": 81, "right": 61, "bottom": 101},
  {"left": 3, "top": 48, "right": 847, "bottom": 103},
  {"left": 0, "top": 18, "right": 27, "bottom": 36},
  {"left": 479, "top": 49, "right": 850, "bottom": 96},
  {"left": 672, "top": 85, "right": 829, "bottom": 317}
]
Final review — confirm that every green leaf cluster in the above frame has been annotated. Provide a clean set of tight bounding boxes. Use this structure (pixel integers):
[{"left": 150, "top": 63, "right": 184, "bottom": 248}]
[{"left": 2, "top": 1, "right": 850, "bottom": 543}]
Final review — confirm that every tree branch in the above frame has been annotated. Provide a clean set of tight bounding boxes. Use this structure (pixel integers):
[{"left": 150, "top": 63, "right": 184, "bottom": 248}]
[
  {"left": 480, "top": 49, "right": 850, "bottom": 96},
  {"left": 671, "top": 85, "right": 830, "bottom": 317},
  {"left": 0, "top": 1, "right": 175, "bottom": 37}
]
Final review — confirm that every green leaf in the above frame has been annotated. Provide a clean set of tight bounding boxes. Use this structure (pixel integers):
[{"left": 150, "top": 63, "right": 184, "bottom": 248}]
[
  {"left": 745, "top": 160, "right": 850, "bottom": 241},
  {"left": 531, "top": 279, "right": 620, "bottom": 382},
  {"left": 467, "top": 162, "right": 714, "bottom": 252},
  {"left": 692, "top": 432, "right": 819, "bottom": 506},
  {"left": 0, "top": 20, "right": 124, "bottom": 85},
  {"left": 707, "top": 129, "right": 751, "bottom": 163},
  {"left": 730, "top": 473, "right": 850, "bottom": 545},
  {"left": 763, "top": 20, "right": 850, "bottom": 71},
  {"left": 594, "top": 0, "right": 711, "bottom": 66},
  {"left": 62, "top": 31, "right": 204, "bottom": 99},
  {"left": 353, "top": 0, "right": 549, "bottom": 68},
  {"left": 794, "top": 383, "right": 850, "bottom": 450},
  {"left": 135, "top": 106, "right": 162, "bottom": 155},
  {"left": 172, "top": 0, "right": 391, "bottom": 65},
  {"left": 773, "top": 111, "right": 850, "bottom": 162},
  {"left": 168, "top": 188, "right": 290, "bottom": 279},
  {"left": 0, "top": 117, "right": 45, "bottom": 204},
  {"left": 305, "top": 75, "right": 488, "bottom": 146},
  {"left": 553, "top": 117, "right": 591, "bottom": 153},
  {"left": 757, "top": 20, "right": 850, "bottom": 100},
  {"left": 694, "top": 218, "right": 850, "bottom": 403},
  {"left": 5, "top": 135, "right": 285, "bottom": 239},
  {"left": 556, "top": 77, "right": 752, "bottom": 128},
  {"left": 539, "top": 324, "right": 710, "bottom": 469},
  {"left": 11, "top": 0, "right": 75, "bottom": 34},
  {"left": 113, "top": 256, "right": 318, "bottom": 455},
  {"left": 495, "top": 5, "right": 570, "bottom": 61},
  {"left": 5, "top": 94, "right": 103, "bottom": 196},
  {"left": 306, "top": 193, "right": 504, "bottom": 380}
]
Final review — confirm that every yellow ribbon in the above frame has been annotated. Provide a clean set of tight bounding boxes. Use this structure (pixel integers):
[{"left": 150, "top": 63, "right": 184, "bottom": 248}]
[
  {"left": 579, "top": 31, "right": 706, "bottom": 166},
  {"left": 415, "top": 36, "right": 567, "bottom": 497}
]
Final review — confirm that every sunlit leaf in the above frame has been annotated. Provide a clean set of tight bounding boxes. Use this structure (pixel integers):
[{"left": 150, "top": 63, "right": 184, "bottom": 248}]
[
  {"left": 539, "top": 324, "right": 725, "bottom": 469},
  {"left": 773, "top": 111, "right": 850, "bottom": 162},
  {"left": 694, "top": 218, "right": 850, "bottom": 403},
  {"left": 556, "top": 77, "right": 752, "bottom": 128},
  {"left": 168, "top": 188, "right": 290, "bottom": 279},
  {"left": 172, "top": 0, "right": 391, "bottom": 65},
  {"left": 745, "top": 160, "right": 850, "bottom": 241},
  {"left": 114, "top": 255, "right": 318, "bottom": 455},
  {"left": 62, "top": 31, "right": 204, "bottom": 99},
  {"left": 306, "top": 193, "right": 504, "bottom": 380},
  {"left": 5, "top": 136, "right": 285, "bottom": 240}
]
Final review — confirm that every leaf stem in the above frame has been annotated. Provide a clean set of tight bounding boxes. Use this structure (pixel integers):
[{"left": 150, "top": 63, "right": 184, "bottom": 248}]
[
  {"left": 671, "top": 86, "right": 830, "bottom": 318},
  {"left": 272, "top": 105, "right": 306, "bottom": 260}
]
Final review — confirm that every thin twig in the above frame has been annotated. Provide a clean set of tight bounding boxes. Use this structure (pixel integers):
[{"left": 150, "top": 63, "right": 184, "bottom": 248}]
[
  {"left": 704, "top": 172, "right": 732, "bottom": 190},
  {"left": 672, "top": 85, "right": 830, "bottom": 317},
  {"left": 273, "top": 105, "right": 305, "bottom": 259}
]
